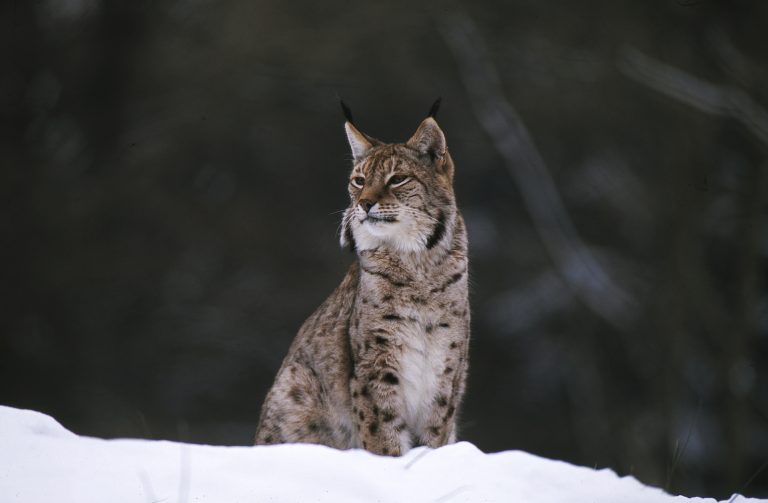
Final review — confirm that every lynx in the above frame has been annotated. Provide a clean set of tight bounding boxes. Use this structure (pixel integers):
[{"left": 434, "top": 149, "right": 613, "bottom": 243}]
[{"left": 254, "top": 101, "right": 470, "bottom": 456}]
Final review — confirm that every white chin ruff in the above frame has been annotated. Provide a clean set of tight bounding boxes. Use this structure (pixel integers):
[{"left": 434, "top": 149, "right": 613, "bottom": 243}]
[{"left": 352, "top": 219, "right": 424, "bottom": 253}]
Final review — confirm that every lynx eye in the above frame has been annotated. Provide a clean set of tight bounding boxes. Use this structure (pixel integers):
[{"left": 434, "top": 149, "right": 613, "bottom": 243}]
[
  {"left": 388, "top": 175, "right": 409, "bottom": 187},
  {"left": 350, "top": 176, "right": 365, "bottom": 188}
]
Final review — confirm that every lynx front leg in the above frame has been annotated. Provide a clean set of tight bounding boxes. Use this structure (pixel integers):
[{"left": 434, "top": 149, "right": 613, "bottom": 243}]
[
  {"left": 420, "top": 329, "right": 468, "bottom": 448},
  {"left": 420, "top": 394, "right": 458, "bottom": 448},
  {"left": 350, "top": 362, "right": 407, "bottom": 456}
]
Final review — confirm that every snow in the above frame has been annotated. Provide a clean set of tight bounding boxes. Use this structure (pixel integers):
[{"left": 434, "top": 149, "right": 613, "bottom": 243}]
[{"left": 0, "top": 406, "right": 761, "bottom": 503}]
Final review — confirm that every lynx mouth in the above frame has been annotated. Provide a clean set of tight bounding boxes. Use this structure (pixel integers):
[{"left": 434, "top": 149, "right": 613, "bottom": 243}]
[{"left": 363, "top": 215, "right": 398, "bottom": 224}]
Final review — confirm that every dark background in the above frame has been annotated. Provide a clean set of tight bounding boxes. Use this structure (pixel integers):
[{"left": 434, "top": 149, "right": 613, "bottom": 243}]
[{"left": 2, "top": 0, "right": 767, "bottom": 498}]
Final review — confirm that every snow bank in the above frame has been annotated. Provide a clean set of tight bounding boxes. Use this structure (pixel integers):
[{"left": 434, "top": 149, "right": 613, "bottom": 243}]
[{"left": 0, "top": 406, "right": 759, "bottom": 503}]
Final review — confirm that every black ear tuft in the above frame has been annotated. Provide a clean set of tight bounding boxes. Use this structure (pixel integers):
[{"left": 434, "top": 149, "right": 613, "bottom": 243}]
[
  {"left": 427, "top": 97, "right": 442, "bottom": 119},
  {"left": 340, "top": 99, "right": 355, "bottom": 125}
]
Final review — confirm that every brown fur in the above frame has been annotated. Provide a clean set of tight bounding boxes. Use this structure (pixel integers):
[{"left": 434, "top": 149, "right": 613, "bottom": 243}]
[{"left": 255, "top": 112, "right": 470, "bottom": 456}]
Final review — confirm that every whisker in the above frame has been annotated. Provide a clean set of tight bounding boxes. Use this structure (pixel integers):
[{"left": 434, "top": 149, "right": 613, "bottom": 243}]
[
  {"left": 335, "top": 209, "right": 352, "bottom": 238},
  {"left": 403, "top": 207, "right": 442, "bottom": 225}
]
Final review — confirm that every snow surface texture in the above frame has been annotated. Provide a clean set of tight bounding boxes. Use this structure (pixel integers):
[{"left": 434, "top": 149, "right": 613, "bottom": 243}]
[{"left": 0, "top": 406, "right": 761, "bottom": 503}]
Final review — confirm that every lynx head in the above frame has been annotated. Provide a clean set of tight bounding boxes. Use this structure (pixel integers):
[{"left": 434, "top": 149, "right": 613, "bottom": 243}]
[{"left": 340, "top": 101, "right": 457, "bottom": 254}]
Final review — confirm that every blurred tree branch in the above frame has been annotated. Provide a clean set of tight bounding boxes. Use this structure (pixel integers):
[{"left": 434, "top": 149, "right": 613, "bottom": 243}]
[
  {"left": 620, "top": 44, "right": 768, "bottom": 489},
  {"left": 440, "top": 13, "right": 639, "bottom": 330},
  {"left": 708, "top": 29, "right": 768, "bottom": 91},
  {"left": 619, "top": 47, "right": 768, "bottom": 148}
]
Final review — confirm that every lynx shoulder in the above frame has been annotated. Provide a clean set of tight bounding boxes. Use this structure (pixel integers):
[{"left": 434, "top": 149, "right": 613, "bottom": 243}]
[{"left": 254, "top": 103, "right": 470, "bottom": 456}]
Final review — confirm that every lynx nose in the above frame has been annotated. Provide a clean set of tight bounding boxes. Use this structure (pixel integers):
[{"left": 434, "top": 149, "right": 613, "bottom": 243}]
[{"left": 358, "top": 199, "right": 375, "bottom": 213}]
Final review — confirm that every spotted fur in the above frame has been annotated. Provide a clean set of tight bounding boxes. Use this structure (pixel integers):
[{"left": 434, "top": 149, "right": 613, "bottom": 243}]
[{"left": 254, "top": 109, "right": 470, "bottom": 456}]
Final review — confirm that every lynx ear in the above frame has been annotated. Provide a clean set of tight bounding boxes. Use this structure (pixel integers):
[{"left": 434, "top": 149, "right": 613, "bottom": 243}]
[
  {"left": 340, "top": 99, "right": 378, "bottom": 161},
  {"left": 344, "top": 121, "right": 374, "bottom": 161},
  {"left": 406, "top": 117, "right": 446, "bottom": 161}
]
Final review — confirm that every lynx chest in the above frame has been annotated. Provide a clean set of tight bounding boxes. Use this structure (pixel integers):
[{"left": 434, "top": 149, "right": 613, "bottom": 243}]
[{"left": 355, "top": 258, "right": 468, "bottom": 434}]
